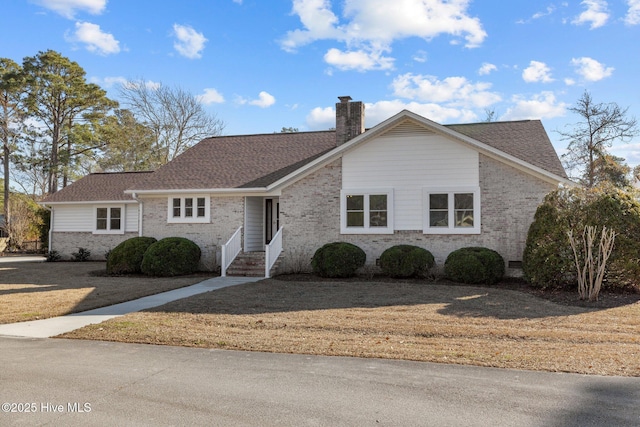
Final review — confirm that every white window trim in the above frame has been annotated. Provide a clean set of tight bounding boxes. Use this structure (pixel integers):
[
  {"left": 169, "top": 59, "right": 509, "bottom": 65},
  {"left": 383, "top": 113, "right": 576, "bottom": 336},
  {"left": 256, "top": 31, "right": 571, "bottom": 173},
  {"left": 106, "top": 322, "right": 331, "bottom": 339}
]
[
  {"left": 167, "top": 195, "right": 210, "bottom": 224},
  {"left": 340, "top": 188, "right": 394, "bottom": 234},
  {"left": 93, "top": 205, "right": 125, "bottom": 235},
  {"left": 423, "top": 187, "right": 481, "bottom": 235}
]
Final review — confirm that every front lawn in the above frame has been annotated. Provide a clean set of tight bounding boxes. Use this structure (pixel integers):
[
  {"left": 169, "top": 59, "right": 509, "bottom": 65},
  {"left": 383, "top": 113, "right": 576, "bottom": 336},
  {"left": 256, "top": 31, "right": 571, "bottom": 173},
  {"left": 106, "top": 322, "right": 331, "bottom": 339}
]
[
  {"left": 0, "top": 261, "right": 212, "bottom": 324},
  {"left": 60, "top": 277, "right": 640, "bottom": 376}
]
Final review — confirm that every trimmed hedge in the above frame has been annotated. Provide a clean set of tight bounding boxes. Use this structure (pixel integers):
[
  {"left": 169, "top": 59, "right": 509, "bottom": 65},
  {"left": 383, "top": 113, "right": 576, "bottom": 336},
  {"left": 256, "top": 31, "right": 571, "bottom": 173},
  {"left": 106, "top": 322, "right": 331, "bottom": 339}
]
[
  {"left": 444, "top": 247, "right": 505, "bottom": 285},
  {"left": 141, "top": 237, "right": 201, "bottom": 277},
  {"left": 107, "top": 236, "right": 158, "bottom": 275},
  {"left": 379, "top": 245, "right": 434, "bottom": 278},
  {"left": 312, "top": 242, "right": 366, "bottom": 278}
]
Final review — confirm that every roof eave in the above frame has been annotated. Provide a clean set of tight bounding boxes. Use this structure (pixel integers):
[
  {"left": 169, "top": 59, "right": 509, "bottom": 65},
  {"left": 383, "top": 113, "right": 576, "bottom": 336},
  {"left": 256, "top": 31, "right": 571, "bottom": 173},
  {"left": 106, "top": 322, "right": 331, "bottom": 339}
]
[{"left": 124, "top": 187, "right": 270, "bottom": 196}]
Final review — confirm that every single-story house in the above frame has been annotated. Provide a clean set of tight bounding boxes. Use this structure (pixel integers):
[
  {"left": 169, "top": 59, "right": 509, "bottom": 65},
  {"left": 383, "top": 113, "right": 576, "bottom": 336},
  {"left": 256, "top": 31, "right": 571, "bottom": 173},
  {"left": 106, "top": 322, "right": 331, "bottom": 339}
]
[{"left": 42, "top": 96, "right": 571, "bottom": 277}]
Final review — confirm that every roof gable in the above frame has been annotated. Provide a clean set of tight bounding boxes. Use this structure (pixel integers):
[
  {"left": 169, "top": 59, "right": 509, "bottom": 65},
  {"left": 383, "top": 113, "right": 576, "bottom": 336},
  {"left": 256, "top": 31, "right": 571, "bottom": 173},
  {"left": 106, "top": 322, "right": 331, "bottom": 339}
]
[{"left": 323, "top": 110, "right": 569, "bottom": 185}]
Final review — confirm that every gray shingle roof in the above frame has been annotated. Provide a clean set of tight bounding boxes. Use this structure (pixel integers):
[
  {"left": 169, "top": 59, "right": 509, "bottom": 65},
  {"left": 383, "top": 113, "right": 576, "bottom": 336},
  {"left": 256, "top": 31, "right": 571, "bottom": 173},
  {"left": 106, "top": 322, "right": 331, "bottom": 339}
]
[
  {"left": 44, "top": 117, "right": 567, "bottom": 203},
  {"left": 131, "top": 131, "right": 337, "bottom": 190},
  {"left": 42, "top": 171, "right": 153, "bottom": 203},
  {"left": 446, "top": 120, "right": 567, "bottom": 178}
]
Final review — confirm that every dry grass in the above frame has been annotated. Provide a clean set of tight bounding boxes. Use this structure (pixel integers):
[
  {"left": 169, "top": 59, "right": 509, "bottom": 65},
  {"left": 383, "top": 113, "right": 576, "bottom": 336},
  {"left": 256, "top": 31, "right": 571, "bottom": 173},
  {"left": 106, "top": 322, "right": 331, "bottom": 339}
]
[
  {"left": 61, "top": 278, "right": 640, "bottom": 376},
  {"left": 0, "top": 261, "right": 212, "bottom": 324}
]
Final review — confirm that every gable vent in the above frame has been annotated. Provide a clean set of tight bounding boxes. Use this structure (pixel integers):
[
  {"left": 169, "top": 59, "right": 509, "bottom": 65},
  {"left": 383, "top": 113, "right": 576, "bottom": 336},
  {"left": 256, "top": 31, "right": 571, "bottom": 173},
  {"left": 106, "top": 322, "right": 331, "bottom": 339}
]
[{"left": 382, "top": 121, "right": 435, "bottom": 138}]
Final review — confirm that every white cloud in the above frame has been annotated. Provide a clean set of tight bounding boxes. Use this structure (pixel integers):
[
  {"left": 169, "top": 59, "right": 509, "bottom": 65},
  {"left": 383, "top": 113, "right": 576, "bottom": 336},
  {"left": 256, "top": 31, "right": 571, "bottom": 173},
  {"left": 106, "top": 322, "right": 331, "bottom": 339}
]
[
  {"left": 33, "top": 0, "right": 106, "bottom": 19},
  {"left": 570, "top": 57, "right": 614, "bottom": 81},
  {"left": 250, "top": 91, "right": 276, "bottom": 107},
  {"left": 412, "top": 50, "right": 427, "bottom": 63},
  {"left": 572, "top": 0, "right": 609, "bottom": 29},
  {"left": 90, "top": 76, "right": 127, "bottom": 87},
  {"left": 391, "top": 73, "right": 501, "bottom": 109},
  {"left": 501, "top": 92, "right": 568, "bottom": 120},
  {"left": 233, "top": 0, "right": 243, "bottom": 4},
  {"left": 305, "top": 100, "right": 478, "bottom": 130},
  {"left": 237, "top": 91, "right": 276, "bottom": 108},
  {"left": 306, "top": 106, "right": 335, "bottom": 129},
  {"left": 66, "top": 21, "right": 120, "bottom": 55},
  {"left": 532, "top": 5, "right": 557, "bottom": 19},
  {"left": 522, "top": 61, "right": 554, "bottom": 83},
  {"left": 172, "top": 24, "right": 207, "bottom": 59},
  {"left": 324, "top": 47, "right": 394, "bottom": 71},
  {"left": 281, "top": 0, "right": 487, "bottom": 71},
  {"left": 564, "top": 77, "right": 576, "bottom": 86},
  {"left": 625, "top": 0, "right": 640, "bottom": 25},
  {"left": 478, "top": 62, "right": 497, "bottom": 75},
  {"left": 197, "top": 88, "right": 225, "bottom": 105}
]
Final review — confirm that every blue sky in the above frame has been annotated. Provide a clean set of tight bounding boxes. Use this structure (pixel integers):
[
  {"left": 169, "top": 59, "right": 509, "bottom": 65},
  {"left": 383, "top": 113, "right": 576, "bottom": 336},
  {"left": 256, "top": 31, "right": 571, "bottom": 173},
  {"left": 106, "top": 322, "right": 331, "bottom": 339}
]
[{"left": 2, "top": 0, "right": 640, "bottom": 167}]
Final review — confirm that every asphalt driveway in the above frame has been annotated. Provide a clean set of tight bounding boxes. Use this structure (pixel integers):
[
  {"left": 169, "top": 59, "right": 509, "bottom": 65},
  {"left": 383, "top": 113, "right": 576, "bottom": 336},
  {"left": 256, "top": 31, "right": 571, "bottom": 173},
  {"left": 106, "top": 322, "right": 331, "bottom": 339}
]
[{"left": 1, "top": 337, "right": 639, "bottom": 426}]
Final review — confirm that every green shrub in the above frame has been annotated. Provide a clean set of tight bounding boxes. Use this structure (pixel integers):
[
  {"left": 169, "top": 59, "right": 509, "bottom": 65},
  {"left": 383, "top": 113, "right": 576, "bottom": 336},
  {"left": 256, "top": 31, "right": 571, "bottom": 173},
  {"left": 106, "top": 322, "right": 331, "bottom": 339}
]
[
  {"left": 46, "top": 250, "right": 61, "bottom": 262},
  {"left": 107, "top": 236, "right": 158, "bottom": 275},
  {"left": 379, "top": 245, "right": 435, "bottom": 278},
  {"left": 311, "top": 242, "right": 366, "bottom": 278},
  {"left": 444, "top": 247, "right": 505, "bottom": 285},
  {"left": 141, "top": 237, "right": 201, "bottom": 277},
  {"left": 71, "top": 247, "right": 91, "bottom": 262},
  {"left": 523, "top": 186, "right": 640, "bottom": 290}
]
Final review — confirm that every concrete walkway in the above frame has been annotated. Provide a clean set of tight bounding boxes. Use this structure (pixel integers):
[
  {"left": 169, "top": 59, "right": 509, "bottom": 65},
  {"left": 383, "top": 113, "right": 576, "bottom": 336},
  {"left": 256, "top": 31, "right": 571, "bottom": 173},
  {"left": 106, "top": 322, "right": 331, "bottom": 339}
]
[{"left": 0, "top": 276, "right": 263, "bottom": 338}]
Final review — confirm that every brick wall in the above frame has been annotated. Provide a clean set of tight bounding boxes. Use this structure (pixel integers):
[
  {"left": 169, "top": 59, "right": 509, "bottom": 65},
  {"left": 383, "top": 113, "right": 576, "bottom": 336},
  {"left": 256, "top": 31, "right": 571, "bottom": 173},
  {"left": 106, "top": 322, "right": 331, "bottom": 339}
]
[
  {"left": 279, "top": 154, "right": 556, "bottom": 276},
  {"left": 51, "top": 232, "right": 138, "bottom": 260},
  {"left": 141, "top": 195, "right": 244, "bottom": 271}
]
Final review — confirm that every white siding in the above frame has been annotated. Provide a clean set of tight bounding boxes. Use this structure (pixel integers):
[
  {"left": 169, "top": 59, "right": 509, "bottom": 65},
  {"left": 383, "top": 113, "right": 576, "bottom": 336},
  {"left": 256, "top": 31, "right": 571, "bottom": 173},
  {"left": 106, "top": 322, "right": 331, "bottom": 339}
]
[
  {"left": 52, "top": 203, "right": 139, "bottom": 233},
  {"left": 125, "top": 204, "right": 139, "bottom": 233},
  {"left": 52, "top": 205, "right": 93, "bottom": 232},
  {"left": 342, "top": 121, "right": 479, "bottom": 230},
  {"left": 244, "top": 197, "right": 263, "bottom": 251}
]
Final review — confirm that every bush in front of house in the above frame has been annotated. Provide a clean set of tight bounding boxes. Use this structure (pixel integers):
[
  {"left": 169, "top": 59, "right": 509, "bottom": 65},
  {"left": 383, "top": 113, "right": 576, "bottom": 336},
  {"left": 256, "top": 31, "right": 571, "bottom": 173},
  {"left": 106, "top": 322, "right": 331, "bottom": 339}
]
[
  {"left": 379, "top": 245, "right": 435, "bottom": 278},
  {"left": 523, "top": 186, "right": 640, "bottom": 290},
  {"left": 311, "top": 242, "right": 366, "bottom": 278},
  {"left": 107, "top": 236, "right": 158, "bottom": 275},
  {"left": 444, "top": 247, "right": 505, "bottom": 285},
  {"left": 71, "top": 247, "right": 91, "bottom": 262},
  {"left": 141, "top": 237, "right": 201, "bottom": 277}
]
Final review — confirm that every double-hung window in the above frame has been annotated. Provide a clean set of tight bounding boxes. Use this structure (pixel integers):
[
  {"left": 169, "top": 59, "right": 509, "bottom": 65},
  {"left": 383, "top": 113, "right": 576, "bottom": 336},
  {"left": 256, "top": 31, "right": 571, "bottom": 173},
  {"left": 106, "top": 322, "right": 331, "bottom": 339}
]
[
  {"left": 341, "top": 189, "right": 393, "bottom": 234},
  {"left": 168, "top": 196, "right": 210, "bottom": 223},
  {"left": 94, "top": 206, "right": 124, "bottom": 234},
  {"left": 424, "top": 188, "right": 480, "bottom": 234}
]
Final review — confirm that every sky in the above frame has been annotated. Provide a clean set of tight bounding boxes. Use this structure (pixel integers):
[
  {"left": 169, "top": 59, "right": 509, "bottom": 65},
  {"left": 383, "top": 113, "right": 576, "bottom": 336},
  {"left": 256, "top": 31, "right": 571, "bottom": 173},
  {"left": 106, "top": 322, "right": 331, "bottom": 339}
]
[{"left": 2, "top": 0, "right": 640, "bottom": 168}]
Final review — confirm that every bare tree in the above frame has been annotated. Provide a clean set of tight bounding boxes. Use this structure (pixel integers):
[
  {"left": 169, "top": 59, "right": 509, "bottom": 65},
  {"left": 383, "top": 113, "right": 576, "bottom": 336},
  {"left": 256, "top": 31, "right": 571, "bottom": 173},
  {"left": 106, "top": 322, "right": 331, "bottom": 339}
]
[
  {"left": 560, "top": 91, "right": 638, "bottom": 188},
  {"left": 119, "top": 80, "right": 225, "bottom": 166}
]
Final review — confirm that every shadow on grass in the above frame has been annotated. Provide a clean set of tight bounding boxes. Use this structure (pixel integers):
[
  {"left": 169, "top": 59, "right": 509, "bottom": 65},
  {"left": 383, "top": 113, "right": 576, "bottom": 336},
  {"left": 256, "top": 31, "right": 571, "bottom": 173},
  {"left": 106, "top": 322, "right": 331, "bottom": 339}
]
[
  {"left": 0, "top": 261, "right": 212, "bottom": 323},
  {"left": 144, "top": 278, "right": 612, "bottom": 320}
]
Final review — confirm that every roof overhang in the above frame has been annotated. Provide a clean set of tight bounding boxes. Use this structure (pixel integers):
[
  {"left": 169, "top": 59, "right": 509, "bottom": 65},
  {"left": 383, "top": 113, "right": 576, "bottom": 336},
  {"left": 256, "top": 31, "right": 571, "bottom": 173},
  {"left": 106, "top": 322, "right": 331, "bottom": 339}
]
[{"left": 41, "top": 200, "right": 139, "bottom": 206}]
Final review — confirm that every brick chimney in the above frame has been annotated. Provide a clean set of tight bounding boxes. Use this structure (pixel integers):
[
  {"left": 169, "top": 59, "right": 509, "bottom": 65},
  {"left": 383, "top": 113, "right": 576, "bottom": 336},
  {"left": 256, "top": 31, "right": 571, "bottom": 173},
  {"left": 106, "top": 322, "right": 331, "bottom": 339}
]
[{"left": 335, "top": 96, "right": 365, "bottom": 146}]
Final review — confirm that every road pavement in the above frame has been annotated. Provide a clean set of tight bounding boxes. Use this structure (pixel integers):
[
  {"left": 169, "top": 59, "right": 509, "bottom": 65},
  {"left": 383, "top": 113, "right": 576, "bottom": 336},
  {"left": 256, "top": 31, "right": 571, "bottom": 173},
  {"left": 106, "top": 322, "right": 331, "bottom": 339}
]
[{"left": 1, "top": 337, "right": 639, "bottom": 426}]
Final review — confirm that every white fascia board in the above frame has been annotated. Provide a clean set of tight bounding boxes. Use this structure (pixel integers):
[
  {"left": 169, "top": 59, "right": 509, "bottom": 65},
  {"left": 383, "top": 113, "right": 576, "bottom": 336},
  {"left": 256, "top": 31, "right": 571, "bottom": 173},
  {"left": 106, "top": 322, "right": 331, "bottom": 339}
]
[
  {"left": 127, "top": 188, "right": 281, "bottom": 197},
  {"left": 41, "top": 200, "right": 139, "bottom": 206}
]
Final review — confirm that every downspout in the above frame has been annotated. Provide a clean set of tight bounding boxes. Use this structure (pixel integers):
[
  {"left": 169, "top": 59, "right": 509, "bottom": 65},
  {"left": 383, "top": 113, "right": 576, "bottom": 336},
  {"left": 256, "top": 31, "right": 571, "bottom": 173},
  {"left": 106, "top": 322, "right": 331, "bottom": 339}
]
[{"left": 132, "top": 193, "right": 143, "bottom": 237}]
